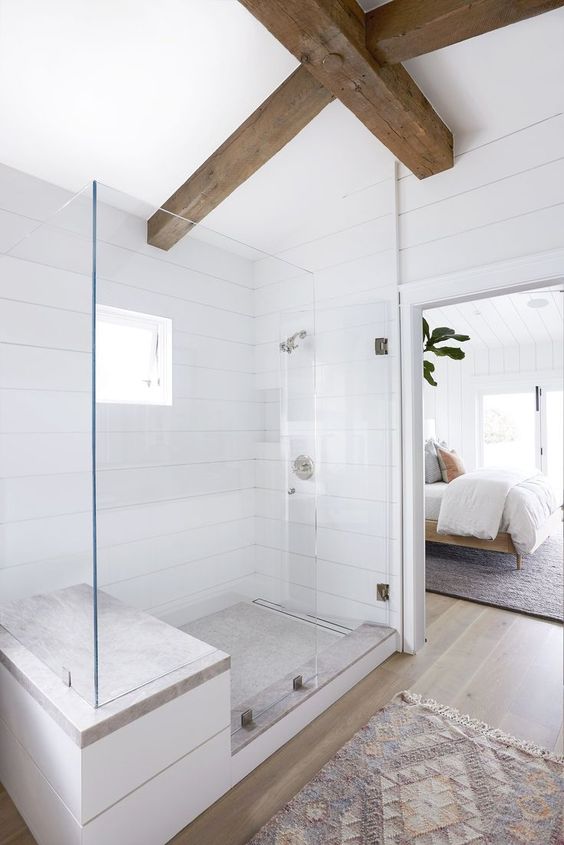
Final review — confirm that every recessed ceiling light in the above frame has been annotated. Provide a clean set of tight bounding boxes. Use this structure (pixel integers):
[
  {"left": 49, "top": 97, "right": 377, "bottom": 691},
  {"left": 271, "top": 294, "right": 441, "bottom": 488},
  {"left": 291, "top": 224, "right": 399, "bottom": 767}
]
[{"left": 527, "top": 297, "right": 549, "bottom": 309}]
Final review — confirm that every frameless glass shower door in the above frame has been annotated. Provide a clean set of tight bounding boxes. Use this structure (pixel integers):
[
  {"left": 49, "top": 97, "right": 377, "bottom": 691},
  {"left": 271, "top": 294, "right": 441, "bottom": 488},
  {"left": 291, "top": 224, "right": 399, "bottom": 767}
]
[{"left": 313, "top": 299, "right": 393, "bottom": 631}]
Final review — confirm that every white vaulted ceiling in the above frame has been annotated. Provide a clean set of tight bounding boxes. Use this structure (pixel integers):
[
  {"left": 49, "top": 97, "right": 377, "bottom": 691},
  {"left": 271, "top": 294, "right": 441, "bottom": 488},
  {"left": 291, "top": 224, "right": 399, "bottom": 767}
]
[
  {"left": 0, "top": 1, "right": 563, "bottom": 253},
  {"left": 426, "top": 287, "right": 564, "bottom": 351}
]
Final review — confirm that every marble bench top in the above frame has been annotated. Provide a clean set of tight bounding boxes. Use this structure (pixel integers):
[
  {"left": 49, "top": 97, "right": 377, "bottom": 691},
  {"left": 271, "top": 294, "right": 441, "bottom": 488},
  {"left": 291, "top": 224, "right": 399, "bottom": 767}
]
[{"left": 0, "top": 585, "right": 229, "bottom": 748}]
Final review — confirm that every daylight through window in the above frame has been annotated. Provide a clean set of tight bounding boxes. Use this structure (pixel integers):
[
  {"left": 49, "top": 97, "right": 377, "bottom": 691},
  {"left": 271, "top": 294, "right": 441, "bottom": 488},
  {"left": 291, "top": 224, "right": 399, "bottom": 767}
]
[{"left": 96, "top": 305, "right": 172, "bottom": 405}]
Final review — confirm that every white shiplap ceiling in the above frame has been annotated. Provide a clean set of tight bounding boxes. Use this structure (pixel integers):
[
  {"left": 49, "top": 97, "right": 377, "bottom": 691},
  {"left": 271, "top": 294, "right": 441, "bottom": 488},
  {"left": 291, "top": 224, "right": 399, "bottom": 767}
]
[
  {"left": 425, "top": 286, "right": 564, "bottom": 351},
  {"left": 0, "top": 1, "right": 563, "bottom": 253}
]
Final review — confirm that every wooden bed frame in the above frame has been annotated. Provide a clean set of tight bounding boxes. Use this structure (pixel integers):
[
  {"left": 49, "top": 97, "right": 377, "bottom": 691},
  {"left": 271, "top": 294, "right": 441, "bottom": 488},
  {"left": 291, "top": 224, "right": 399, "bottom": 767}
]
[
  {"left": 425, "top": 520, "right": 524, "bottom": 568},
  {"left": 426, "top": 508, "right": 562, "bottom": 570}
]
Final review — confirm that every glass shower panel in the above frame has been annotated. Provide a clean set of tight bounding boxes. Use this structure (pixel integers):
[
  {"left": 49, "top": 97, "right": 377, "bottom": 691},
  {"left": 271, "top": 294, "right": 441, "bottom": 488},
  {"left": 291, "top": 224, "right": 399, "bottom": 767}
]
[
  {"left": 93, "top": 186, "right": 227, "bottom": 705},
  {"left": 0, "top": 185, "right": 98, "bottom": 705},
  {"left": 93, "top": 192, "right": 322, "bottom": 719},
  {"left": 230, "top": 266, "right": 321, "bottom": 731},
  {"left": 314, "top": 299, "right": 392, "bottom": 631},
  {"left": 246, "top": 303, "right": 321, "bottom": 716}
]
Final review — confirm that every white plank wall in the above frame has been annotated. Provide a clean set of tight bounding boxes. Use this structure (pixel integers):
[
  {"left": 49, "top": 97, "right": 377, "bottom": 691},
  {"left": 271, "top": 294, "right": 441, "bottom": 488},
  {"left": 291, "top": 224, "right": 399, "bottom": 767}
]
[{"left": 398, "top": 113, "right": 564, "bottom": 283}]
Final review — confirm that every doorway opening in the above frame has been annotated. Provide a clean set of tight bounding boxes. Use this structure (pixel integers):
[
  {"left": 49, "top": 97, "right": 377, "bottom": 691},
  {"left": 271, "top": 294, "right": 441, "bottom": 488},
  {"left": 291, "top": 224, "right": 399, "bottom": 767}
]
[{"left": 421, "top": 285, "right": 563, "bottom": 622}]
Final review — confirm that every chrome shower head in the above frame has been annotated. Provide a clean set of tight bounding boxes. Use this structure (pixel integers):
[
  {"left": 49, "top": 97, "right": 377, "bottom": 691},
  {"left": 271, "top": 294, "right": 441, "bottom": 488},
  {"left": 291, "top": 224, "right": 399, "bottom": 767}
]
[{"left": 279, "top": 330, "right": 307, "bottom": 354}]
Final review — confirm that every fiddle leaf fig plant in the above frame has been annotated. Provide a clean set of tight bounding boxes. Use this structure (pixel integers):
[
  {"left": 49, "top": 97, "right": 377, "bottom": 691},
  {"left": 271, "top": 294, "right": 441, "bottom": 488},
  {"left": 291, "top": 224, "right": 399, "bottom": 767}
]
[{"left": 423, "top": 318, "right": 470, "bottom": 387}]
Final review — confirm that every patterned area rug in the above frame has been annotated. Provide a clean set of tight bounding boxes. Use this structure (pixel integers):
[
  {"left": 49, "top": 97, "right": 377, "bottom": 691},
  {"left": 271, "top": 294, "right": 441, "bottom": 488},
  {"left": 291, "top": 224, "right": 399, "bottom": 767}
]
[
  {"left": 426, "top": 531, "right": 563, "bottom": 622},
  {"left": 249, "top": 692, "right": 563, "bottom": 844}
]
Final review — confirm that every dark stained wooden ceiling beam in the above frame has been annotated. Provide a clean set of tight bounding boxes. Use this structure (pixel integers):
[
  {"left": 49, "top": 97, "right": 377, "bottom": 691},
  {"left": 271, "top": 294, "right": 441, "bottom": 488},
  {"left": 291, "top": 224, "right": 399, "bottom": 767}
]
[
  {"left": 366, "top": 0, "right": 564, "bottom": 65},
  {"left": 237, "top": 0, "right": 453, "bottom": 182},
  {"left": 148, "top": 66, "right": 333, "bottom": 250}
]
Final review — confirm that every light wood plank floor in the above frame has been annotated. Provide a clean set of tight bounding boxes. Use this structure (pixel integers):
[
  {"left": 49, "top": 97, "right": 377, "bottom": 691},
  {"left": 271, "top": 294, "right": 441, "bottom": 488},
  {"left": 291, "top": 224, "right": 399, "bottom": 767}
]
[{"left": 1, "top": 594, "right": 562, "bottom": 845}]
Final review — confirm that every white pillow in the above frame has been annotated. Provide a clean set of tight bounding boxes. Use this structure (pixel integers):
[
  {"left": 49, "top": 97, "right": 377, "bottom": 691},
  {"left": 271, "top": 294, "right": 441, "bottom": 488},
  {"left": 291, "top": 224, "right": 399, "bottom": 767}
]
[{"left": 424, "top": 439, "right": 447, "bottom": 484}]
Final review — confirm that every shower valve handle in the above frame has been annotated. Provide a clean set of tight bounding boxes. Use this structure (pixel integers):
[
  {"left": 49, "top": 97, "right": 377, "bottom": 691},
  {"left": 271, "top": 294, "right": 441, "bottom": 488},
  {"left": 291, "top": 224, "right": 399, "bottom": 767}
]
[{"left": 292, "top": 455, "right": 314, "bottom": 480}]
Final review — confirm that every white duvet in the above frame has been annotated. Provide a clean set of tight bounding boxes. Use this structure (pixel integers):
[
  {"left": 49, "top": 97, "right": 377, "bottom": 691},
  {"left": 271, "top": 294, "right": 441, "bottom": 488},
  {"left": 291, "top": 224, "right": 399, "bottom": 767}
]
[{"left": 437, "top": 468, "right": 559, "bottom": 554}]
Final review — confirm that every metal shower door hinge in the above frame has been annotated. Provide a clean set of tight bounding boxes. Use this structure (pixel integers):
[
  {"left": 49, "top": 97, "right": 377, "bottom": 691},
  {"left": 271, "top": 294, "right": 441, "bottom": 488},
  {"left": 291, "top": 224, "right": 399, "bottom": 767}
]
[
  {"left": 241, "top": 708, "right": 253, "bottom": 728},
  {"left": 376, "top": 583, "right": 390, "bottom": 602},
  {"left": 61, "top": 667, "right": 72, "bottom": 687},
  {"left": 375, "top": 338, "right": 388, "bottom": 356},
  {"left": 292, "top": 675, "right": 303, "bottom": 691}
]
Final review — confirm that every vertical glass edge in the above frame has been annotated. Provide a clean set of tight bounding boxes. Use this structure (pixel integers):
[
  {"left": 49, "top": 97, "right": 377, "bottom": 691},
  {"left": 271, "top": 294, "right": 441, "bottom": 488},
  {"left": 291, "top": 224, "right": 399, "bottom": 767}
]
[{"left": 91, "top": 180, "right": 99, "bottom": 708}]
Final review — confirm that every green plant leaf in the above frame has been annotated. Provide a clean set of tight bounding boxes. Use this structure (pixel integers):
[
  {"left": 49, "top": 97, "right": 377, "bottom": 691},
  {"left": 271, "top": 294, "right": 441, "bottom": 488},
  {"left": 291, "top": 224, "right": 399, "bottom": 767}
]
[
  {"left": 422, "top": 318, "right": 430, "bottom": 342},
  {"left": 432, "top": 346, "right": 466, "bottom": 360},
  {"left": 431, "top": 333, "right": 471, "bottom": 345},
  {"left": 423, "top": 322, "right": 471, "bottom": 386},
  {"left": 423, "top": 359, "right": 437, "bottom": 386},
  {"left": 429, "top": 326, "right": 456, "bottom": 342}
]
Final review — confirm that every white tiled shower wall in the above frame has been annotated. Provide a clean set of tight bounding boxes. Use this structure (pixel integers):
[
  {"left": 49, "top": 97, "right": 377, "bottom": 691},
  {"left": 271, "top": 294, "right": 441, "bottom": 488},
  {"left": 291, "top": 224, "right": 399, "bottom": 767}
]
[{"left": 0, "top": 163, "right": 401, "bottom": 635}]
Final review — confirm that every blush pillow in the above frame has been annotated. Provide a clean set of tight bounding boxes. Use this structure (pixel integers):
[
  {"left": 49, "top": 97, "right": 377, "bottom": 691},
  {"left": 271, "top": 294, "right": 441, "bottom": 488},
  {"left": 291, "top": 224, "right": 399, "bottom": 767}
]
[{"left": 436, "top": 446, "right": 466, "bottom": 483}]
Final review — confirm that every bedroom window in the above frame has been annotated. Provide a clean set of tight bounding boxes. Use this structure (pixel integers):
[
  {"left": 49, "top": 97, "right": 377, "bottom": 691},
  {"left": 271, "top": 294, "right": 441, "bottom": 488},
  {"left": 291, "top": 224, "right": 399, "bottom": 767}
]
[
  {"left": 479, "top": 385, "right": 563, "bottom": 492},
  {"left": 96, "top": 305, "right": 172, "bottom": 405},
  {"left": 481, "top": 391, "right": 537, "bottom": 469}
]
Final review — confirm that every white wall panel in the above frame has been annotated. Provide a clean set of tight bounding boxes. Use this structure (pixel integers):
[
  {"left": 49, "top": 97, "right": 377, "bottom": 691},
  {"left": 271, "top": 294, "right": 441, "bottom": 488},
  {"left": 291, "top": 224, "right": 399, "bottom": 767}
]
[
  {"left": 399, "top": 116, "right": 564, "bottom": 285},
  {"left": 401, "top": 204, "right": 564, "bottom": 283},
  {"left": 400, "top": 159, "right": 564, "bottom": 249},
  {"left": 96, "top": 431, "right": 256, "bottom": 468},
  {"left": 0, "top": 344, "right": 89, "bottom": 392},
  {"left": 399, "top": 114, "right": 564, "bottom": 214},
  {"left": 0, "top": 299, "right": 90, "bottom": 351}
]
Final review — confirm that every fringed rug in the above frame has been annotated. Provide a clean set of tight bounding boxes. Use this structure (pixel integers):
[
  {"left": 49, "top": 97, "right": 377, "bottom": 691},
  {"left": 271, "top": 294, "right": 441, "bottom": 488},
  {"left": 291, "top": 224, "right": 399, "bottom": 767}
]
[{"left": 249, "top": 692, "right": 563, "bottom": 844}]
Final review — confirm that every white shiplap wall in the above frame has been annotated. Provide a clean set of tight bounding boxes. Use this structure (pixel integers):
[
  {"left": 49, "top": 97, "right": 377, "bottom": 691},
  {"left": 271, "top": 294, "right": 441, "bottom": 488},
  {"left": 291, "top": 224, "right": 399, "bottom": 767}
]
[
  {"left": 0, "top": 166, "right": 259, "bottom": 620},
  {"left": 398, "top": 113, "right": 564, "bottom": 283}
]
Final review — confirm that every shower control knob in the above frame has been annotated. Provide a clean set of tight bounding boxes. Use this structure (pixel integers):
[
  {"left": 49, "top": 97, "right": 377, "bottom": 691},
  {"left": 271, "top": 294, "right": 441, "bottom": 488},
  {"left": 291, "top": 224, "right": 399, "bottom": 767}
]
[{"left": 292, "top": 455, "right": 314, "bottom": 480}]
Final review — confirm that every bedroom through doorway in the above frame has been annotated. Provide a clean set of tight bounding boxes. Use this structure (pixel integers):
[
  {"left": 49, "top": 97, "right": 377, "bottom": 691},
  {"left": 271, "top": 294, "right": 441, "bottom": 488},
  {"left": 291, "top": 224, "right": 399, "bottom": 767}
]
[{"left": 422, "top": 285, "right": 563, "bottom": 622}]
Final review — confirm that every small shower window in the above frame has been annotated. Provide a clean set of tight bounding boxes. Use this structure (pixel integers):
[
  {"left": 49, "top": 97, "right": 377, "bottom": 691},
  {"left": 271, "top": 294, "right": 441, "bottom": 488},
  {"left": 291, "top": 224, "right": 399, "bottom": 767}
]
[{"left": 96, "top": 305, "right": 172, "bottom": 405}]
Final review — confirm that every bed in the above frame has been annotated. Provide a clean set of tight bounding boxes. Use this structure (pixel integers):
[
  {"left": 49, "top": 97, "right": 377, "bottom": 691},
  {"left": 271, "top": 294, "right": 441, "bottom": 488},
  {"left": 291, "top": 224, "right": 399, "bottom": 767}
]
[{"left": 425, "top": 474, "right": 562, "bottom": 570}]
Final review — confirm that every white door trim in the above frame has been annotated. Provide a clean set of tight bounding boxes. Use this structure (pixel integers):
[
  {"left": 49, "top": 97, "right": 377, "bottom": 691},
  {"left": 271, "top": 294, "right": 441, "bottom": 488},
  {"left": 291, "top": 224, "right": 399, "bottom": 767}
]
[{"left": 399, "top": 248, "right": 564, "bottom": 653}]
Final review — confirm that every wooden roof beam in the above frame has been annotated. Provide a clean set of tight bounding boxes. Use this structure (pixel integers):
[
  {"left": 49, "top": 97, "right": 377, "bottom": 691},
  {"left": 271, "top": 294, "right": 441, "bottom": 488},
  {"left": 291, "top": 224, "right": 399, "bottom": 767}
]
[
  {"left": 366, "top": 0, "right": 564, "bottom": 65},
  {"left": 238, "top": 0, "right": 454, "bottom": 182},
  {"left": 148, "top": 66, "right": 333, "bottom": 250}
]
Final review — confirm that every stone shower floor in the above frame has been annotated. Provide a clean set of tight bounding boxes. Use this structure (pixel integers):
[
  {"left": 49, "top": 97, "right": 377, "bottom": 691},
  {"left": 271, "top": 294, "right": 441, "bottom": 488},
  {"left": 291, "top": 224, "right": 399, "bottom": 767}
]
[{"left": 180, "top": 601, "right": 343, "bottom": 709}]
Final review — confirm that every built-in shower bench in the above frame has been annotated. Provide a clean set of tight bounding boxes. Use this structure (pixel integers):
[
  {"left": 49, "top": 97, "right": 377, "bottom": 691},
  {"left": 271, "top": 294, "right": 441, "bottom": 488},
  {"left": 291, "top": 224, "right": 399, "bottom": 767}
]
[
  {"left": 0, "top": 586, "right": 400, "bottom": 844},
  {"left": 0, "top": 585, "right": 231, "bottom": 845}
]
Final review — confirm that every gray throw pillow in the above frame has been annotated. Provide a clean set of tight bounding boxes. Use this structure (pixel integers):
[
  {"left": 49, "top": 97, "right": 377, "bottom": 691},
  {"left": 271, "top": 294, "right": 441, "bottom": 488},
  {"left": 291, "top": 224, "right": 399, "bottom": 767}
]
[{"left": 424, "top": 439, "right": 446, "bottom": 484}]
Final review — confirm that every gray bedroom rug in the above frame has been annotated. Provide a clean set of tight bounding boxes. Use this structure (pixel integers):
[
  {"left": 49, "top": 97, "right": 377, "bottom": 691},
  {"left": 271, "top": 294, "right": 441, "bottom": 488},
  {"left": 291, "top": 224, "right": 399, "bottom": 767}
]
[{"left": 426, "top": 530, "right": 563, "bottom": 622}]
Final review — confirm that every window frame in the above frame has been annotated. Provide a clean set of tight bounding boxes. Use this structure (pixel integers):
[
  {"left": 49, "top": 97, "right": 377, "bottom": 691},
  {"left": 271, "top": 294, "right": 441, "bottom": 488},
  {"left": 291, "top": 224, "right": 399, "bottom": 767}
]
[
  {"left": 475, "top": 375, "right": 562, "bottom": 470},
  {"left": 95, "top": 304, "right": 172, "bottom": 406}
]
